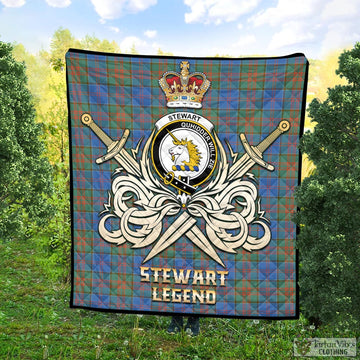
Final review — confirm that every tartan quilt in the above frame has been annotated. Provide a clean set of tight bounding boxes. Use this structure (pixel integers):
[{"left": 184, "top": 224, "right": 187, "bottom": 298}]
[{"left": 66, "top": 49, "right": 308, "bottom": 318}]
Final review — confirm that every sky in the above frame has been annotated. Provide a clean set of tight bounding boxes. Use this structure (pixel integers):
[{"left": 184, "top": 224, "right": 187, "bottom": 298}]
[{"left": 0, "top": 0, "right": 359, "bottom": 59}]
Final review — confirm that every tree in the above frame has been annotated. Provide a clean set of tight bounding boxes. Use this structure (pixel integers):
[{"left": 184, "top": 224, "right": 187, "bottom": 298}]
[
  {"left": 12, "top": 44, "right": 51, "bottom": 108},
  {"left": 0, "top": 41, "right": 53, "bottom": 239},
  {"left": 79, "top": 34, "right": 120, "bottom": 53},
  {"left": 11, "top": 29, "right": 124, "bottom": 279},
  {"left": 295, "top": 43, "right": 360, "bottom": 329},
  {"left": 309, "top": 49, "right": 349, "bottom": 103},
  {"left": 48, "top": 27, "right": 78, "bottom": 71},
  {"left": 48, "top": 28, "right": 121, "bottom": 71},
  {"left": 157, "top": 48, "right": 173, "bottom": 56}
]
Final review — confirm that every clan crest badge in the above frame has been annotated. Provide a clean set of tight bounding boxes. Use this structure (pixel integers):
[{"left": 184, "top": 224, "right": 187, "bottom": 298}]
[{"left": 151, "top": 113, "right": 217, "bottom": 197}]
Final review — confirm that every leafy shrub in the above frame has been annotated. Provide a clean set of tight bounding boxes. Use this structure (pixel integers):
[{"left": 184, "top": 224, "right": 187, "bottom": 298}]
[
  {"left": 36, "top": 169, "right": 71, "bottom": 281},
  {"left": 295, "top": 43, "right": 360, "bottom": 330},
  {"left": 0, "top": 41, "right": 53, "bottom": 240}
]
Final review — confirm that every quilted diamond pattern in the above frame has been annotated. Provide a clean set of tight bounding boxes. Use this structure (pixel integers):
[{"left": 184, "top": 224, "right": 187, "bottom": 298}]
[{"left": 67, "top": 50, "right": 308, "bottom": 318}]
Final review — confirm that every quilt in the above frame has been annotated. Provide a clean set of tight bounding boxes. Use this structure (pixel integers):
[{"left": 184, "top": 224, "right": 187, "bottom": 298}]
[{"left": 66, "top": 49, "right": 308, "bottom": 318}]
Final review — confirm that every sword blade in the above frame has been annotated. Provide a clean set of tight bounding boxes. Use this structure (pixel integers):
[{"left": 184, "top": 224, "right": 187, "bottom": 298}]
[
  {"left": 142, "top": 212, "right": 196, "bottom": 263},
  {"left": 228, "top": 153, "right": 254, "bottom": 181},
  {"left": 143, "top": 211, "right": 226, "bottom": 267},
  {"left": 186, "top": 226, "right": 225, "bottom": 267},
  {"left": 114, "top": 151, "right": 142, "bottom": 177}
]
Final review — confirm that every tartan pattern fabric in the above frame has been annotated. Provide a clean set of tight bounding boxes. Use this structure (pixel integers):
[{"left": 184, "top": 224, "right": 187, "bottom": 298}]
[{"left": 67, "top": 49, "right": 308, "bottom": 318}]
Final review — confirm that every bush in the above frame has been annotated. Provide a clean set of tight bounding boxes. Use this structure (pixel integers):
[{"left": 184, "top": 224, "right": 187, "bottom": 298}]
[
  {"left": 0, "top": 41, "right": 53, "bottom": 240},
  {"left": 295, "top": 43, "right": 360, "bottom": 329}
]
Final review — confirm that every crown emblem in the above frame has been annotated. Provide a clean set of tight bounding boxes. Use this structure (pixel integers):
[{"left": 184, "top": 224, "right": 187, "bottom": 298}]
[{"left": 159, "top": 61, "right": 210, "bottom": 108}]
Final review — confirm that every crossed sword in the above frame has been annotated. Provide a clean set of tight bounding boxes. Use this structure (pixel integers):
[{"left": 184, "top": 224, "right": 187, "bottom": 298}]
[{"left": 81, "top": 113, "right": 290, "bottom": 267}]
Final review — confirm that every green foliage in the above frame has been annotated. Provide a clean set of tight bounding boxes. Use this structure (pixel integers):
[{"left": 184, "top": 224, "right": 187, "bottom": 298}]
[
  {"left": 295, "top": 42, "right": 360, "bottom": 329},
  {"left": 36, "top": 169, "right": 71, "bottom": 282},
  {"left": 1, "top": 237, "right": 359, "bottom": 359},
  {"left": 12, "top": 43, "right": 51, "bottom": 107},
  {"left": 0, "top": 41, "right": 53, "bottom": 240},
  {"left": 79, "top": 34, "right": 120, "bottom": 53},
  {"left": 48, "top": 27, "right": 121, "bottom": 70},
  {"left": 2, "top": 34, "right": 360, "bottom": 357},
  {"left": 10, "top": 28, "right": 123, "bottom": 281},
  {"left": 49, "top": 27, "right": 77, "bottom": 71}
]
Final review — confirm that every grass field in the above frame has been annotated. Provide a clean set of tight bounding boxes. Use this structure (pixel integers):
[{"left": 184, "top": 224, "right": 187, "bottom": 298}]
[{"left": 0, "top": 237, "right": 359, "bottom": 360}]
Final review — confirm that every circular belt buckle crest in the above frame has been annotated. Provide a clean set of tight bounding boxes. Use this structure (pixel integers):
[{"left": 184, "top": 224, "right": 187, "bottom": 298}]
[{"left": 151, "top": 113, "right": 218, "bottom": 194}]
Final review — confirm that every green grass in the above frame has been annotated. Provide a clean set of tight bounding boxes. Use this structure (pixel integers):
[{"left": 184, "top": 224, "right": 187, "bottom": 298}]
[{"left": 0, "top": 238, "right": 359, "bottom": 359}]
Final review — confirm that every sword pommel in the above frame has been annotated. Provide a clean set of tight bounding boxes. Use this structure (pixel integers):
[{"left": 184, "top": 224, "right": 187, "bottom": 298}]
[
  {"left": 278, "top": 120, "right": 290, "bottom": 133},
  {"left": 81, "top": 113, "right": 94, "bottom": 126}
]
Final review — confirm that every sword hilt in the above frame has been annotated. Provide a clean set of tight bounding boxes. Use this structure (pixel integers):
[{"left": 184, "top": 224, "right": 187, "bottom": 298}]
[
  {"left": 240, "top": 120, "right": 290, "bottom": 172},
  {"left": 81, "top": 113, "right": 130, "bottom": 165},
  {"left": 257, "top": 120, "right": 290, "bottom": 153},
  {"left": 81, "top": 113, "right": 112, "bottom": 147},
  {"left": 240, "top": 133, "right": 274, "bottom": 171},
  {"left": 95, "top": 130, "right": 130, "bottom": 165}
]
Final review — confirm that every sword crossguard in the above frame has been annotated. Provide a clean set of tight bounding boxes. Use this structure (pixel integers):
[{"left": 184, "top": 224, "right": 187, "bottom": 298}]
[
  {"left": 240, "top": 133, "right": 275, "bottom": 171},
  {"left": 95, "top": 129, "right": 130, "bottom": 165},
  {"left": 239, "top": 119, "right": 291, "bottom": 172}
]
